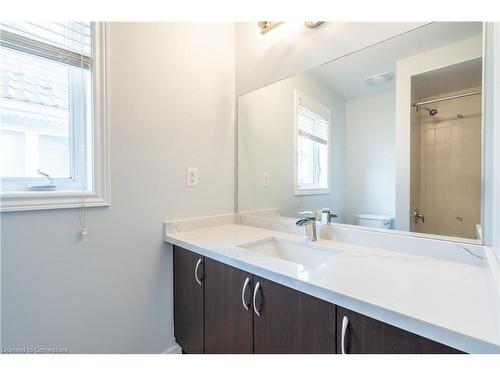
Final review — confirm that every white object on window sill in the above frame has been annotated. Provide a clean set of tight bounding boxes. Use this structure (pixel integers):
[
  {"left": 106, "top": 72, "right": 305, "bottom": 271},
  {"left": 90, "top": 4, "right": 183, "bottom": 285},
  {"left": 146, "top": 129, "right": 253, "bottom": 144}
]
[
  {"left": 26, "top": 184, "right": 57, "bottom": 191},
  {"left": 26, "top": 169, "right": 57, "bottom": 191}
]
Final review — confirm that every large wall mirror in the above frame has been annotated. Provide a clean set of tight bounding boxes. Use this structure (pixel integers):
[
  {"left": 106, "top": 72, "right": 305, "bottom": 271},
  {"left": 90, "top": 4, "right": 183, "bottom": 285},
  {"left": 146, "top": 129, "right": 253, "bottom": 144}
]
[{"left": 237, "top": 22, "right": 484, "bottom": 243}]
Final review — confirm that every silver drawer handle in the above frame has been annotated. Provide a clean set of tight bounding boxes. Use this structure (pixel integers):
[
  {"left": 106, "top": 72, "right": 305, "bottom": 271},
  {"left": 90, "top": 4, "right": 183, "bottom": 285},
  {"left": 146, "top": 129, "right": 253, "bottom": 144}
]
[
  {"left": 194, "top": 258, "right": 203, "bottom": 285},
  {"left": 341, "top": 316, "right": 349, "bottom": 354},
  {"left": 253, "top": 282, "right": 261, "bottom": 316},
  {"left": 241, "top": 277, "right": 250, "bottom": 310}
]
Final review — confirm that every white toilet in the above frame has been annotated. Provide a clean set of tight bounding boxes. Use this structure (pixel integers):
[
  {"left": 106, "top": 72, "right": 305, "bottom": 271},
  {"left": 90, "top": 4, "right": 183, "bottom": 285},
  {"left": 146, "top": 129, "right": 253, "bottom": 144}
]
[{"left": 355, "top": 214, "right": 392, "bottom": 229}]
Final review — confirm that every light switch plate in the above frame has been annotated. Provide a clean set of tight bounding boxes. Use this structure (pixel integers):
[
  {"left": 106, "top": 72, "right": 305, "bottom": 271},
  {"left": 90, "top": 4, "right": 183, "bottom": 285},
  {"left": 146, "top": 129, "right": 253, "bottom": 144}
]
[{"left": 186, "top": 167, "right": 198, "bottom": 187}]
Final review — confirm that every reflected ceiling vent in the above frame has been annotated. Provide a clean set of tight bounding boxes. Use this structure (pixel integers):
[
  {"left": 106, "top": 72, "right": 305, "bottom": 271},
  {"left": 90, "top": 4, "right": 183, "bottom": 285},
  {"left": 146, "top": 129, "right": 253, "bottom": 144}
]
[{"left": 365, "top": 72, "right": 394, "bottom": 86}]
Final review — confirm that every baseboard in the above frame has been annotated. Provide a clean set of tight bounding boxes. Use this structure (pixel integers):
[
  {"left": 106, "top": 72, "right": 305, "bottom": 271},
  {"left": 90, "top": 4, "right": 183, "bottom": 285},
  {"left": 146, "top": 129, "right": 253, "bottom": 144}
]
[{"left": 162, "top": 343, "right": 182, "bottom": 354}]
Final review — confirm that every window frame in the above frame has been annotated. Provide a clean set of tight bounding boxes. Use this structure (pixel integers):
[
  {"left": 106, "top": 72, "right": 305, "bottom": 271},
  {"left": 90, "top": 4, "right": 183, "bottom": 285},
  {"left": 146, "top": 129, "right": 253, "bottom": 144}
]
[
  {"left": 0, "top": 22, "right": 110, "bottom": 212},
  {"left": 293, "top": 90, "right": 331, "bottom": 196}
]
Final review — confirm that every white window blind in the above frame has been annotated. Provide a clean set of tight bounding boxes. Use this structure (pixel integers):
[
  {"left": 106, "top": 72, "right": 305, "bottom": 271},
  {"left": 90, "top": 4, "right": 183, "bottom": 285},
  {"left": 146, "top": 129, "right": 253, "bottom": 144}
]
[
  {"left": 297, "top": 106, "right": 329, "bottom": 146},
  {"left": 295, "top": 90, "right": 330, "bottom": 195},
  {"left": 0, "top": 22, "right": 91, "bottom": 67}
]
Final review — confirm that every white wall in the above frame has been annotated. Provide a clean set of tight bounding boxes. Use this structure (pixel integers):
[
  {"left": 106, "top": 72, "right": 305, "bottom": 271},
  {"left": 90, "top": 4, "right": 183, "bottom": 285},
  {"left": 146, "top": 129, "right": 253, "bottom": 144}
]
[
  {"left": 0, "top": 23, "right": 235, "bottom": 353},
  {"left": 235, "top": 22, "right": 427, "bottom": 95},
  {"left": 238, "top": 72, "right": 345, "bottom": 219},
  {"left": 395, "top": 36, "right": 483, "bottom": 230},
  {"left": 483, "top": 23, "right": 500, "bottom": 249},
  {"left": 344, "top": 90, "right": 396, "bottom": 225}
]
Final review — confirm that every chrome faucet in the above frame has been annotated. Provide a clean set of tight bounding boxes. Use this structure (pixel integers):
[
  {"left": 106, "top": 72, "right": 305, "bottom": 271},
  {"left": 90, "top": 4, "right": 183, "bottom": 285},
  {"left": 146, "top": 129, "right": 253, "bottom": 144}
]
[{"left": 296, "top": 212, "right": 318, "bottom": 241}]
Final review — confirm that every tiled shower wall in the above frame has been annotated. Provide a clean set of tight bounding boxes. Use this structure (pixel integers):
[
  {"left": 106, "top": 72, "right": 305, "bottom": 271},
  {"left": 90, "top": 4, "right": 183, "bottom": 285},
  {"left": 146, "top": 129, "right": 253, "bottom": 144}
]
[{"left": 416, "top": 90, "right": 482, "bottom": 239}]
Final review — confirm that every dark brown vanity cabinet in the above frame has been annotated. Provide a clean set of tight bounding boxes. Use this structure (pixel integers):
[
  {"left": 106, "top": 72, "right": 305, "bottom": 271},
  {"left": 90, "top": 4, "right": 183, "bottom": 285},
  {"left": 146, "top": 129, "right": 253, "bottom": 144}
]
[
  {"left": 173, "top": 245, "right": 204, "bottom": 354},
  {"left": 173, "top": 246, "right": 335, "bottom": 354},
  {"left": 253, "top": 277, "right": 336, "bottom": 353},
  {"left": 336, "top": 306, "right": 461, "bottom": 354},
  {"left": 173, "top": 246, "right": 460, "bottom": 354},
  {"left": 204, "top": 258, "right": 254, "bottom": 353}
]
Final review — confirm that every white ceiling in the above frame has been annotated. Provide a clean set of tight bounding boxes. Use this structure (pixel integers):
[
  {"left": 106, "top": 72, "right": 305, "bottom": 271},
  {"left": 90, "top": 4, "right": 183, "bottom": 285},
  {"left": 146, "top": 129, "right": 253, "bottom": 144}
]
[{"left": 308, "top": 22, "right": 483, "bottom": 99}]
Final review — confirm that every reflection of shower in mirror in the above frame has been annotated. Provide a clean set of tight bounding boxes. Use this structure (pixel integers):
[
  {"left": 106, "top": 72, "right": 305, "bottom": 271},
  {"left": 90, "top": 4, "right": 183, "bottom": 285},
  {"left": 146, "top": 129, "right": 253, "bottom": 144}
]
[{"left": 418, "top": 106, "right": 438, "bottom": 117}]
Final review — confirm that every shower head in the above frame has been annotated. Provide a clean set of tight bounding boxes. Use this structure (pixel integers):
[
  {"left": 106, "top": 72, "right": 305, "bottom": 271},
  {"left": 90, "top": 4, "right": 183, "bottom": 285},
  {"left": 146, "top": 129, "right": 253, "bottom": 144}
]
[{"left": 418, "top": 106, "right": 438, "bottom": 117}]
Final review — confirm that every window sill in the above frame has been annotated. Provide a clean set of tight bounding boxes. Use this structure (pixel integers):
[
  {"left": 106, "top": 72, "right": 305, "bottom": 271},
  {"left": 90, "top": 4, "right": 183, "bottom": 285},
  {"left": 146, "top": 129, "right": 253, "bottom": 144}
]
[
  {"left": 0, "top": 190, "right": 110, "bottom": 212},
  {"left": 294, "top": 188, "right": 331, "bottom": 196}
]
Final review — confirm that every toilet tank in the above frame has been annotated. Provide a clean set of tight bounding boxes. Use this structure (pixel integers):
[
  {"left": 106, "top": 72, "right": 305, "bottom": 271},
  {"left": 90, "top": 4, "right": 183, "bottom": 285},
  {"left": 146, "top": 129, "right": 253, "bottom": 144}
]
[{"left": 355, "top": 214, "right": 392, "bottom": 229}]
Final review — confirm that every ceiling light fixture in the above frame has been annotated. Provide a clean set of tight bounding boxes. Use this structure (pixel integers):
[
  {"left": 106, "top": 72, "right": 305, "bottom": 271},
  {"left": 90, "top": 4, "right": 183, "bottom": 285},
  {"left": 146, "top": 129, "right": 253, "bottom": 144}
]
[
  {"left": 304, "top": 21, "right": 324, "bottom": 29},
  {"left": 258, "top": 21, "right": 325, "bottom": 34},
  {"left": 258, "top": 21, "right": 284, "bottom": 34}
]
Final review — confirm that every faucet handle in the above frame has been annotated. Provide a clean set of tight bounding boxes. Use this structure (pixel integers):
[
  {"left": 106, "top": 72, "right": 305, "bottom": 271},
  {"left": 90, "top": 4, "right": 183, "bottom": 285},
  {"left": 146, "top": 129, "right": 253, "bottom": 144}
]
[
  {"left": 320, "top": 208, "right": 338, "bottom": 224},
  {"left": 321, "top": 208, "right": 338, "bottom": 218}
]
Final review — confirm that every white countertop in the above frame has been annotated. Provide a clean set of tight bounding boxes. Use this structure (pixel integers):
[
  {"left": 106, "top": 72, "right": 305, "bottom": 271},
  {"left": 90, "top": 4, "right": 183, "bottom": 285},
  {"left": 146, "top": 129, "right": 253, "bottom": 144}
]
[{"left": 165, "top": 221, "right": 500, "bottom": 353}]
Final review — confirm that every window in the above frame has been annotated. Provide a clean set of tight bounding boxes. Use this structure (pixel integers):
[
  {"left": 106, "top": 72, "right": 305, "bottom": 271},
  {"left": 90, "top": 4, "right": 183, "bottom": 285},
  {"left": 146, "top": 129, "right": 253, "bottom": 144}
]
[
  {"left": 0, "top": 22, "right": 108, "bottom": 211},
  {"left": 294, "top": 90, "right": 330, "bottom": 195}
]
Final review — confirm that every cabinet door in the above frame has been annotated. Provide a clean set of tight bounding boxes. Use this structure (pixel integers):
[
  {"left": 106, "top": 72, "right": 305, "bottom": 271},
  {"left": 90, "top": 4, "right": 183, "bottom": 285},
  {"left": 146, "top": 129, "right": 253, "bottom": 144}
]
[
  {"left": 173, "top": 246, "right": 204, "bottom": 354},
  {"left": 204, "top": 258, "right": 254, "bottom": 353},
  {"left": 336, "top": 306, "right": 462, "bottom": 354},
  {"left": 253, "top": 277, "right": 336, "bottom": 353}
]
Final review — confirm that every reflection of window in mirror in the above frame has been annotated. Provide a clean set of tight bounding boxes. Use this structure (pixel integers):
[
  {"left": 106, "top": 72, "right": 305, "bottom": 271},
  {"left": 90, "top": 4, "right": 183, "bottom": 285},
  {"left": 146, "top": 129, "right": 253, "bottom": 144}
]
[{"left": 294, "top": 90, "right": 330, "bottom": 195}]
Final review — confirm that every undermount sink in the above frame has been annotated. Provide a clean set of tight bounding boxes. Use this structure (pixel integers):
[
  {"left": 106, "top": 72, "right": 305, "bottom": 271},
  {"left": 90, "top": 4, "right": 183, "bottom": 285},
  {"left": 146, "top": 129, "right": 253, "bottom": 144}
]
[{"left": 238, "top": 237, "right": 336, "bottom": 269}]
